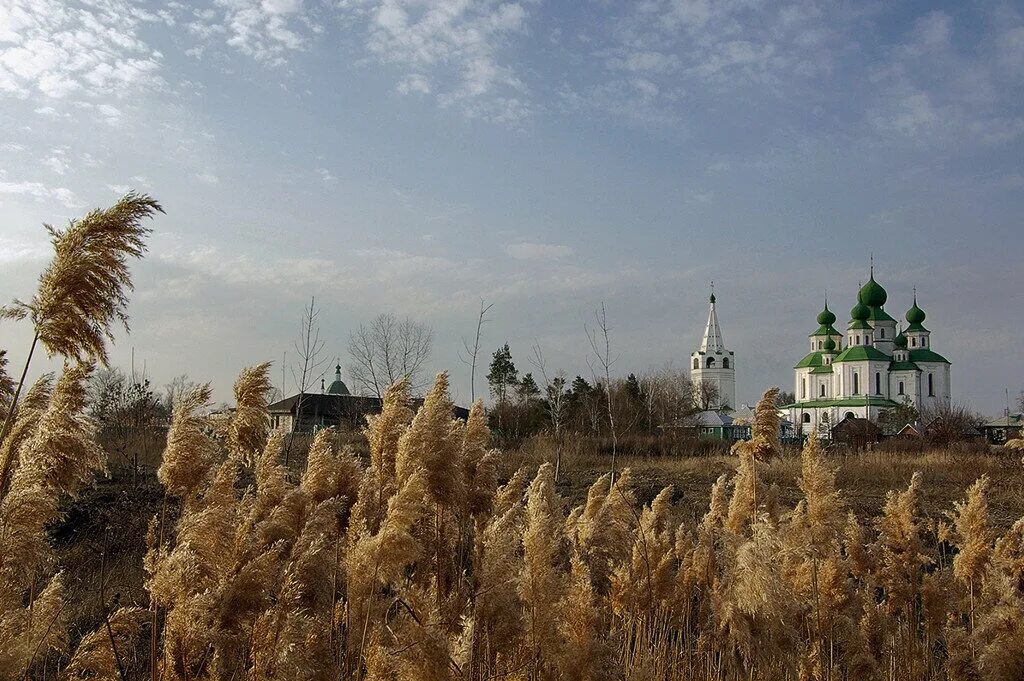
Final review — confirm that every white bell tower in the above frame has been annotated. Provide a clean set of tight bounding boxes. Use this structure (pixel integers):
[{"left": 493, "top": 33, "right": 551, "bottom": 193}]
[{"left": 690, "top": 284, "right": 736, "bottom": 411}]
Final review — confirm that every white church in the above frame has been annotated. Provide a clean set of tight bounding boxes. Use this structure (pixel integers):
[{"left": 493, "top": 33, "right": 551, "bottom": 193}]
[
  {"left": 786, "top": 270, "right": 951, "bottom": 435},
  {"left": 690, "top": 290, "right": 736, "bottom": 411}
]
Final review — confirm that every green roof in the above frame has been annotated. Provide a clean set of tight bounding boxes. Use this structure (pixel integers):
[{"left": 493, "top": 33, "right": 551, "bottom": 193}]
[
  {"left": 795, "top": 352, "right": 825, "bottom": 369},
  {"left": 866, "top": 306, "right": 896, "bottom": 322},
  {"left": 858, "top": 274, "right": 888, "bottom": 307},
  {"left": 909, "top": 348, "right": 950, "bottom": 364},
  {"left": 816, "top": 305, "right": 837, "bottom": 326},
  {"left": 889, "top": 361, "right": 921, "bottom": 372},
  {"left": 833, "top": 345, "right": 892, "bottom": 363},
  {"left": 906, "top": 298, "right": 926, "bottom": 325},
  {"left": 809, "top": 324, "right": 841, "bottom": 337},
  {"left": 847, "top": 319, "right": 873, "bottom": 330},
  {"left": 906, "top": 322, "right": 929, "bottom": 333},
  {"left": 787, "top": 396, "right": 900, "bottom": 409},
  {"left": 811, "top": 365, "right": 834, "bottom": 374}
]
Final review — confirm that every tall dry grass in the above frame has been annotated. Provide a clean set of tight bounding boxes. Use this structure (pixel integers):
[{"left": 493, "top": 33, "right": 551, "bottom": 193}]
[{"left": 3, "top": 368, "right": 1022, "bottom": 680}]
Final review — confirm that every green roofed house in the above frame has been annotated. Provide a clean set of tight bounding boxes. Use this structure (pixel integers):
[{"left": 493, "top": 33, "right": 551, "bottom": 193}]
[{"left": 785, "top": 268, "right": 951, "bottom": 437}]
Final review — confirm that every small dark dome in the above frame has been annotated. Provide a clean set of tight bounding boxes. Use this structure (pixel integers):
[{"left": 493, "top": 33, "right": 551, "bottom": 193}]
[
  {"left": 326, "top": 364, "right": 350, "bottom": 395},
  {"left": 894, "top": 332, "right": 908, "bottom": 349},
  {"left": 823, "top": 337, "right": 836, "bottom": 352},
  {"left": 817, "top": 304, "right": 836, "bottom": 325},
  {"left": 850, "top": 301, "right": 870, "bottom": 321}
]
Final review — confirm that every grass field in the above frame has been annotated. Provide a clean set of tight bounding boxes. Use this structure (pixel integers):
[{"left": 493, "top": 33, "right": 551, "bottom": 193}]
[{"left": 50, "top": 434, "right": 1024, "bottom": 669}]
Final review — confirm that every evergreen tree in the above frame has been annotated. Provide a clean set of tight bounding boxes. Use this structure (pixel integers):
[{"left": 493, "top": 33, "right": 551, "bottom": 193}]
[
  {"left": 487, "top": 343, "right": 518, "bottom": 407},
  {"left": 518, "top": 372, "right": 540, "bottom": 402},
  {"left": 624, "top": 373, "right": 643, "bottom": 403}
]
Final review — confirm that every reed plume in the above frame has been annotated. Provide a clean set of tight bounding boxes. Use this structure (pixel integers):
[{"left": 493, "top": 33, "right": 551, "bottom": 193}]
[
  {"left": 158, "top": 383, "right": 216, "bottom": 498},
  {"left": 0, "top": 351, "right": 15, "bottom": 418},
  {"left": 0, "top": 193, "right": 160, "bottom": 497},
  {"left": 228, "top": 362, "right": 274, "bottom": 464},
  {"left": 521, "top": 463, "right": 567, "bottom": 676},
  {"left": 747, "top": 387, "right": 781, "bottom": 461},
  {"left": 364, "top": 377, "right": 413, "bottom": 496}
]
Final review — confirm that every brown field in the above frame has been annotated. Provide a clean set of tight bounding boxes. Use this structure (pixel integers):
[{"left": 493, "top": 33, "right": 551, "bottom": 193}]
[{"left": 42, "top": 428, "right": 1024, "bottom": 679}]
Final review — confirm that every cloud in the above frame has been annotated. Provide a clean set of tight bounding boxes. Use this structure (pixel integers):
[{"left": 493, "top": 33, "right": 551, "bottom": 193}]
[
  {"left": 504, "top": 242, "right": 574, "bottom": 260},
  {"left": 180, "top": 0, "right": 320, "bottom": 66},
  {"left": 339, "top": 0, "right": 538, "bottom": 121},
  {"left": 0, "top": 0, "right": 164, "bottom": 102},
  {"left": 0, "top": 236, "right": 50, "bottom": 263},
  {"left": 0, "top": 180, "right": 79, "bottom": 207},
  {"left": 195, "top": 171, "right": 220, "bottom": 184}
]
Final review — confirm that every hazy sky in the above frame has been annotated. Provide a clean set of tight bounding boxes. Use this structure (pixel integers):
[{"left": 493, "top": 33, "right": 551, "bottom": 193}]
[{"left": 1, "top": 0, "right": 1022, "bottom": 416}]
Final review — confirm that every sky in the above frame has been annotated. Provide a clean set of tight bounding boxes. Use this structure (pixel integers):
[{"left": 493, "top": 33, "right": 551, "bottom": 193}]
[{"left": 1, "top": 0, "right": 1022, "bottom": 416}]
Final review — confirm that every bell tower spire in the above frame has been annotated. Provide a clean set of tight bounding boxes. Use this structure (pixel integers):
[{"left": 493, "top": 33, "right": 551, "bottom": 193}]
[
  {"left": 700, "top": 283, "right": 725, "bottom": 353},
  {"left": 690, "top": 283, "right": 736, "bottom": 411}
]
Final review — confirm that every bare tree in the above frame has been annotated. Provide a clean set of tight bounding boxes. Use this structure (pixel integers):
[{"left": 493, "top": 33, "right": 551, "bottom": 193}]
[
  {"left": 459, "top": 299, "right": 493, "bottom": 403},
  {"left": 694, "top": 379, "right": 721, "bottom": 411},
  {"left": 530, "top": 343, "right": 568, "bottom": 480},
  {"left": 90, "top": 367, "right": 163, "bottom": 486},
  {"left": 585, "top": 303, "right": 619, "bottom": 487},
  {"left": 347, "top": 313, "right": 434, "bottom": 398},
  {"left": 162, "top": 374, "right": 196, "bottom": 412},
  {"left": 290, "top": 296, "right": 328, "bottom": 444}
]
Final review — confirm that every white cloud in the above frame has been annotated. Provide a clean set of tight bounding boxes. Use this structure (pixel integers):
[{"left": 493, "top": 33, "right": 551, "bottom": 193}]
[
  {"left": 504, "top": 242, "right": 574, "bottom": 260},
  {"left": 184, "top": 0, "right": 319, "bottom": 66},
  {"left": 0, "top": 236, "right": 50, "bottom": 263},
  {"left": 0, "top": 180, "right": 80, "bottom": 207},
  {"left": 196, "top": 171, "right": 220, "bottom": 184},
  {"left": 340, "top": 0, "right": 537, "bottom": 121},
  {"left": 0, "top": 0, "right": 164, "bottom": 102},
  {"left": 41, "top": 147, "right": 70, "bottom": 175}
]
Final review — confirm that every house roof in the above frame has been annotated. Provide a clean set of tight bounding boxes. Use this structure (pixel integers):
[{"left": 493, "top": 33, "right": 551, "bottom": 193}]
[
  {"left": 908, "top": 348, "right": 950, "bottom": 364},
  {"left": 693, "top": 410, "right": 734, "bottom": 427},
  {"left": 980, "top": 414, "right": 1024, "bottom": 429},
  {"left": 268, "top": 392, "right": 470, "bottom": 421},
  {"left": 832, "top": 345, "right": 891, "bottom": 363}
]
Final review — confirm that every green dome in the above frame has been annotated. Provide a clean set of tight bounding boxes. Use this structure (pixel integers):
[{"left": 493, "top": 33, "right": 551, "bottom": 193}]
[
  {"left": 823, "top": 337, "right": 836, "bottom": 352},
  {"left": 850, "top": 301, "right": 870, "bottom": 321},
  {"left": 816, "top": 304, "right": 836, "bottom": 325},
  {"left": 858, "top": 274, "right": 887, "bottom": 307},
  {"left": 894, "top": 332, "right": 908, "bottom": 349},
  {"left": 326, "top": 365, "right": 351, "bottom": 396},
  {"left": 906, "top": 300, "right": 926, "bottom": 325}
]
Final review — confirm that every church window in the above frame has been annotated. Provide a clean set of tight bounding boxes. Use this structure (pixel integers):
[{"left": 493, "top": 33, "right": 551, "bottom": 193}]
[
  {"left": 912, "top": 337, "right": 917, "bottom": 347},
  {"left": 922, "top": 337, "right": 927, "bottom": 346},
  {"left": 707, "top": 357, "right": 716, "bottom": 368},
  {"left": 856, "top": 335, "right": 861, "bottom": 345},
  {"left": 898, "top": 381, "right": 904, "bottom": 395},
  {"left": 820, "top": 384, "right": 826, "bottom": 397},
  {"left": 845, "top": 412, "right": 855, "bottom": 420},
  {"left": 880, "top": 328, "right": 885, "bottom": 338},
  {"left": 801, "top": 379, "right": 806, "bottom": 399},
  {"left": 875, "top": 372, "right": 881, "bottom": 395},
  {"left": 723, "top": 357, "right": 730, "bottom": 369},
  {"left": 693, "top": 358, "right": 699, "bottom": 370},
  {"left": 853, "top": 373, "right": 859, "bottom": 394},
  {"left": 928, "top": 374, "right": 934, "bottom": 396},
  {"left": 802, "top": 413, "right": 811, "bottom": 424}
]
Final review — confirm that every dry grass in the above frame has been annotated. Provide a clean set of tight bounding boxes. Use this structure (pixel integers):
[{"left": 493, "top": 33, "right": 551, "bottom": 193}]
[{"left": 1, "top": 372, "right": 1021, "bottom": 680}]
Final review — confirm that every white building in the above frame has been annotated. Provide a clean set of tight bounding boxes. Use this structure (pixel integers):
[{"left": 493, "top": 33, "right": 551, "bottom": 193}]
[
  {"left": 690, "top": 290, "right": 736, "bottom": 411},
  {"left": 787, "top": 271, "right": 951, "bottom": 435}
]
